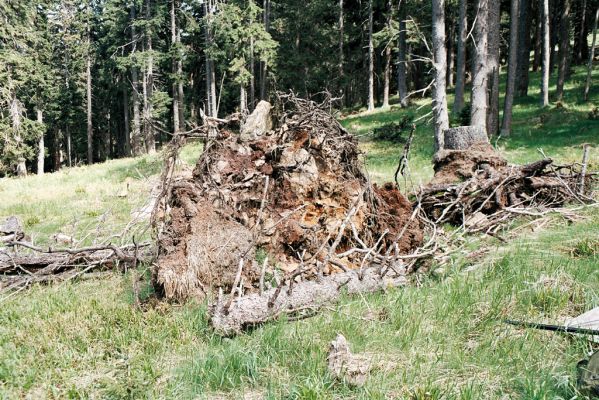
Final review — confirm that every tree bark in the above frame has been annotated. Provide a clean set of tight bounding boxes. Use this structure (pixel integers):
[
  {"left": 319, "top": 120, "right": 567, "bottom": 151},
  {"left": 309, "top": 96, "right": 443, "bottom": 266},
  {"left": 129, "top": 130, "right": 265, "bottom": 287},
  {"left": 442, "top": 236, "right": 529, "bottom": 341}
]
[
  {"left": 470, "top": 0, "right": 489, "bottom": 129},
  {"left": 584, "top": 7, "right": 599, "bottom": 100},
  {"left": 447, "top": 17, "right": 455, "bottom": 88},
  {"left": 486, "top": 0, "right": 500, "bottom": 136},
  {"left": 533, "top": 0, "right": 542, "bottom": 71},
  {"left": 540, "top": 0, "right": 550, "bottom": 106},
  {"left": 144, "top": 0, "right": 155, "bottom": 154},
  {"left": 66, "top": 126, "right": 72, "bottom": 167},
  {"left": 171, "top": 0, "right": 180, "bottom": 133},
  {"left": 204, "top": 0, "right": 217, "bottom": 117},
  {"left": 260, "top": 0, "right": 270, "bottom": 101},
  {"left": 338, "top": 0, "right": 344, "bottom": 100},
  {"left": 130, "top": 5, "right": 142, "bottom": 155},
  {"left": 432, "top": 0, "right": 450, "bottom": 152},
  {"left": 250, "top": 36, "right": 256, "bottom": 112},
  {"left": 382, "top": 0, "right": 393, "bottom": 108},
  {"left": 367, "top": 0, "right": 375, "bottom": 111},
  {"left": 453, "top": 0, "right": 468, "bottom": 114},
  {"left": 516, "top": 0, "right": 532, "bottom": 96},
  {"left": 123, "top": 86, "right": 131, "bottom": 156},
  {"left": 556, "top": 0, "right": 570, "bottom": 101},
  {"left": 36, "top": 108, "right": 44, "bottom": 175},
  {"left": 502, "top": 0, "right": 520, "bottom": 136},
  {"left": 176, "top": 15, "right": 185, "bottom": 132},
  {"left": 397, "top": 2, "right": 408, "bottom": 107},
  {"left": 574, "top": 0, "right": 589, "bottom": 65}
]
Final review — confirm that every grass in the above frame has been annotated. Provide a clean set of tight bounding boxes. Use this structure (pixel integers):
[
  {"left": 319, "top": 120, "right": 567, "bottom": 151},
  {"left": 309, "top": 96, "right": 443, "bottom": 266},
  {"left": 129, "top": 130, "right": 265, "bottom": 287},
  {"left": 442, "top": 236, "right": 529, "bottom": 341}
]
[{"left": 0, "top": 66, "right": 598, "bottom": 399}]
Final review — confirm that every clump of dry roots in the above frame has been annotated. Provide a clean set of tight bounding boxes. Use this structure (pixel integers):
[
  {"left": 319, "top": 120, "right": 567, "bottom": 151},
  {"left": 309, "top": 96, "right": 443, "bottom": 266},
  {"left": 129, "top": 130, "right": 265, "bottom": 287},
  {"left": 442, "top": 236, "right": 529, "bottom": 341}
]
[
  {"left": 420, "top": 142, "right": 596, "bottom": 235},
  {"left": 152, "top": 94, "right": 428, "bottom": 334}
]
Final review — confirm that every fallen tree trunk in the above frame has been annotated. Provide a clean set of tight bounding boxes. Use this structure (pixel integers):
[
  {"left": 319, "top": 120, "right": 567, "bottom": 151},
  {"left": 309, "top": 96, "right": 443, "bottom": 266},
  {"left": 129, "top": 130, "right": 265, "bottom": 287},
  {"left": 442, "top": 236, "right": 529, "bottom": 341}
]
[
  {"left": 0, "top": 241, "right": 151, "bottom": 291},
  {"left": 209, "top": 266, "right": 408, "bottom": 336}
]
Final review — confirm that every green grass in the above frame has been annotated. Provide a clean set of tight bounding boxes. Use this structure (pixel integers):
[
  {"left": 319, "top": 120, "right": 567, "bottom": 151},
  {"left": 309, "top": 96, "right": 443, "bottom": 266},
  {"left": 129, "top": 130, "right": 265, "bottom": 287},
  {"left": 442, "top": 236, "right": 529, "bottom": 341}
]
[{"left": 0, "top": 66, "right": 598, "bottom": 399}]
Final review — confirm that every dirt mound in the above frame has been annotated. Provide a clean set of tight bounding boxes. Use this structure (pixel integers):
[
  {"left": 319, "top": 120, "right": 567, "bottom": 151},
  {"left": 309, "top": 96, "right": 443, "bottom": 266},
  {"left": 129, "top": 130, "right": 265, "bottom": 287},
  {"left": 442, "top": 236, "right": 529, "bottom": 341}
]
[
  {"left": 431, "top": 142, "right": 507, "bottom": 185},
  {"left": 154, "top": 99, "right": 422, "bottom": 301}
]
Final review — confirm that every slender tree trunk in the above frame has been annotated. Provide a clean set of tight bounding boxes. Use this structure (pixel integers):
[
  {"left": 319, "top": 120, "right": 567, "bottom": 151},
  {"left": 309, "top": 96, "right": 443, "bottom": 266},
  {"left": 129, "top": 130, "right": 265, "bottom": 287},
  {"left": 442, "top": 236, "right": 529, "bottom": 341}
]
[
  {"left": 533, "top": 0, "right": 542, "bottom": 71},
  {"left": 549, "top": 2, "right": 559, "bottom": 74},
  {"left": 250, "top": 36, "right": 255, "bottom": 112},
  {"left": 446, "top": 19, "right": 455, "bottom": 88},
  {"left": 171, "top": 0, "right": 180, "bottom": 133},
  {"left": 432, "top": 0, "right": 450, "bottom": 152},
  {"left": 66, "top": 125, "right": 72, "bottom": 167},
  {"left": 470, "top": 0, "right": 489, "bottom": 129},
  {"left": 367, "top": 0, "right": 375, "bottom": 111},
  {"left": 540, "top": 0, "right": 550, "bottom": 106},
  {"left": 240, "top": 85, "right": 248, "bottom": 114},
  {"left": 338, "top": 0, "right": 344, "bottom": 99},
  {"left": 397, "top": 2, "right": 408, "bottom": 107},
  {"left": 382, "top": 0, "right": 392, "bottom": 108},
  {"left": 584, "top": 7, "right": 599, "bottom": 100},
  {"left": 516, "top": 0, "right": 531, "bottom": 96},
  {"left": 36, "top": 108, "right": 44, "bottom": 175},
  {"left": 123, "top": 86, "right": 131, "bottom": 156},
  {"left": 144, "top": 0, "right": 155, "bottom": 154},
  {"left": 130, "top": 5, "right": 142, "bottom": 155},
  {"left": 556, "top": 0, "right": 570, "bottom": 101},
  {"left": 260, "top": 0, "right": 270, "bottom": 100},
  {"left": 453, "top": 0, "right": 468, "bottom": 114},
  {"left": 204, "top": 0, "right": 217, "bottom": 117},
  {"left": 501, "top": 0, "right": 520, "bottom": 136},
  {"left": 486, "top": 0, "right": 500, "bottom": 136},
  {"left": 177, "top": 20, "right": 184, "bottom": 132},
  {"left": 574, "top": 0, "right": 589, "bottom": 65},
  {"left": 86, "top": 55, "right": 93, "bottom": 164}
]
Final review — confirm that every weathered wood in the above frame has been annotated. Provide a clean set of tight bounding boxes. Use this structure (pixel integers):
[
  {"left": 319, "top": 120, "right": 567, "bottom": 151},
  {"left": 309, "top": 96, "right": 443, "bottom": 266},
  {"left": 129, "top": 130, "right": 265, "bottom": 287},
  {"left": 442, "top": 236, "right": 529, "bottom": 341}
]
[
  {"left": 240, "top": 100, "right": 272, "bottom": 141},
  {"left": 209, "top": 266, "right": 407, "bottom": 336}
]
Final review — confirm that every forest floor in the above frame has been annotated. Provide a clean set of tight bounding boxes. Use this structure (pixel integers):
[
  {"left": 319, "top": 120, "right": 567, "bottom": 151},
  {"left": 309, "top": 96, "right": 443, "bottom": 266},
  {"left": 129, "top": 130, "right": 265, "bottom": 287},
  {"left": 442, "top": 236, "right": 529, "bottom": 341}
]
[{"left": 0, "top": 67, "right": 598, "bottom": 399}]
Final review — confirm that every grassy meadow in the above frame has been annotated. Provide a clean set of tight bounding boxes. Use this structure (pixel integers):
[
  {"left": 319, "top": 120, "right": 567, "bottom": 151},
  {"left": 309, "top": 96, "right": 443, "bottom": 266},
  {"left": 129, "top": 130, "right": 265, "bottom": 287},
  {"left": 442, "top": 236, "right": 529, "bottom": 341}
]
[{"left": 0, "top": 66, "right": 598, "bottom": 399}]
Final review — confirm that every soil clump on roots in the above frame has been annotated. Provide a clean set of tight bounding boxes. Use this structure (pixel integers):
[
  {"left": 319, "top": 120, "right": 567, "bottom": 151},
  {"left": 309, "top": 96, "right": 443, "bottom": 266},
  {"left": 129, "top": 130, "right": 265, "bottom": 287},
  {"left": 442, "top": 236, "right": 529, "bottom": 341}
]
[{"left": 154, "top": 96, "right": 423, "bottom": 302}]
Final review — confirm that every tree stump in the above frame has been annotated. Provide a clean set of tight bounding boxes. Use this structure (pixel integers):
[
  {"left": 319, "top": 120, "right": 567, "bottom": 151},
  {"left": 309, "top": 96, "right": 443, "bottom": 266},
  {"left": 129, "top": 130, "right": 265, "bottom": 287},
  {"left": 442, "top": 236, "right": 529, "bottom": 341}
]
[
  {"left": 240, "top": 100, "right": 272, "bottom": 141},
  {"left": 443, "top": 126, "right": 488, "bottom": 150}
]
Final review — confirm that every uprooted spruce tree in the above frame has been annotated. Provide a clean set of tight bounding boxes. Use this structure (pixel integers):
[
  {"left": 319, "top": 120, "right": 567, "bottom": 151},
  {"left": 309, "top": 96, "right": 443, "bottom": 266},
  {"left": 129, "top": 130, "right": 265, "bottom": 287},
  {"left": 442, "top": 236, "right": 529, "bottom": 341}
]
[
  {"left": 152, "top": 95, "right": 427, "bottom": 335},
  {"left": 151, "top": 96, "right": 594, "bottom": 336}
]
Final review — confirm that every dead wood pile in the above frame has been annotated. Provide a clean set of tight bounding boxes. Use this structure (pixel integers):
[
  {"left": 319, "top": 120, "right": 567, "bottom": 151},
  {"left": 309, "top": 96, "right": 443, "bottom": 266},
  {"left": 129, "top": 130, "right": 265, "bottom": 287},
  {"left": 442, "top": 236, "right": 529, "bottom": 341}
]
[
  {"left": 153, "top": 94, "right": 425, "bottom": 316},
  {"left": 421, "top": 141, "right": 596, "bottom": 234}
]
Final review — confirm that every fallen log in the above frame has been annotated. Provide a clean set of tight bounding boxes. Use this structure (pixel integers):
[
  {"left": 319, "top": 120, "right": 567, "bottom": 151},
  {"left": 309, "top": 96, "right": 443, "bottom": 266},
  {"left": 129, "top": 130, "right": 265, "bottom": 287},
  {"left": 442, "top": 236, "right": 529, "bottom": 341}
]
[
  {"left": 0, "top": 241, "right": 152, "bottom": 292},
  {"left": 209, "top": 266, "right": 408, "bottom": 336}
]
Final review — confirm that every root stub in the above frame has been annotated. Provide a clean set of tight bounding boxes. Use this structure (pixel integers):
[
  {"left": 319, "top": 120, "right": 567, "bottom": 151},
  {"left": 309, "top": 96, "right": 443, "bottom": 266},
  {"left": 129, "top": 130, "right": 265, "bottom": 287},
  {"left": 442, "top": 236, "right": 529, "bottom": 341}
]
[{"left": 153, "top": 95, "right": 423, "bottom": 303}]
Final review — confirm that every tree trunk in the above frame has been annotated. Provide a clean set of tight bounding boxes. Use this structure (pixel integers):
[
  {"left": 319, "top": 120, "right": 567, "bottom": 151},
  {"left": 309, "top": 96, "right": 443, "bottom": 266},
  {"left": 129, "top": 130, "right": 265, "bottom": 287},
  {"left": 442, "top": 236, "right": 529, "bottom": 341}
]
[
  {"left": 130, "top": 5, "right": 142, "bottom": 155},
  {"left": 338, "top": 0, "right": 344, "bottom": 100},
  {"left": 397, "top": 2, "right": 408, "bottom": 107},
  {"left": 486, "top": 0, "right": 500, "bottom": 136},
  {"left": 549, "top": 1, "right": 559, "bottom": 74},
  {"left": 574, "top": 0, "right": 588, "bottom": 65},
  {"left": 177, "top": 18, "right": 184, "bottom": 132},
  {"left": 260, "top": 0, "right": 270, "bottom": 101},
  {"left": 123, "top": 86, "right": 131, "bottom": 156},
  {"left": 171, "top": 0, "right": 180, "bottom": 133},
  {"left": 446, "top": 18, "right": 455, "bottom": 88},
  {"left": 367, "top": 0, "right": 375, "bottom": 111},
  {"left": 453, "top": 0, "right": 468, "bottom": 114},
  {"left": 250, "top": 36, "right": 255, "bottom": 112},
  {"left": 240, "top": 85, "right": 248, "bottom": 114},
  {"left": 432, "top": 0, "right": 450, "bottom": 152},
  {"left": 144, "top": 0, "right": 156, "bottom": 154},
  {"left": 36, "top": 108, "right": 44, "bottom": 175},
  {"left": 556, "top": 0, "right": 570, "bottom": 101},
  {"left": 86, "top": 55, "right": 93, "bottom": 164},
  {"left": 540, "top": 0, "right": 550, "bottom": 106},
  {"left": 204, "top": 0, "right": 217, "bottom": 117},
  {"left": 470, "top": 0, "right": 489, "bottom": 129},
  {"left": 66, "top": 126, "right": 72, "bottom": 167},
  {"left": 584, "top": 7, "right": 599, "bottom": 100},
  {"left": 382, "top": 0, "right": 392, "bottom": 108},
  {"left": 501, "top": 0, "right": 520, "bottom": 136},
  {"left": 516, "top": 0, "right": 532, "bottom": 96},
  {"left": 533, "top": 0, "right": 542, "bottom": 71}
]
